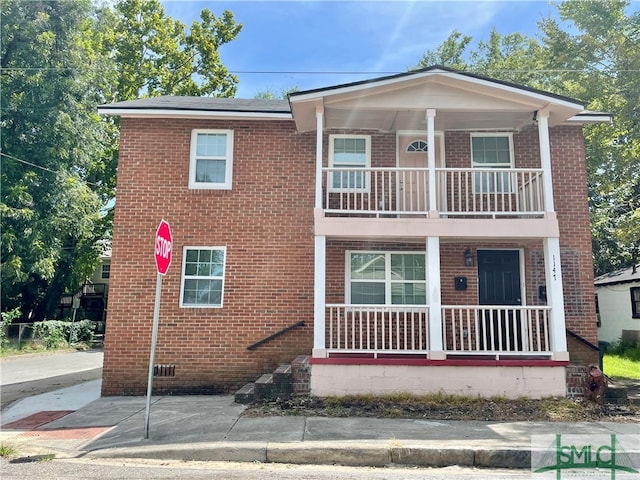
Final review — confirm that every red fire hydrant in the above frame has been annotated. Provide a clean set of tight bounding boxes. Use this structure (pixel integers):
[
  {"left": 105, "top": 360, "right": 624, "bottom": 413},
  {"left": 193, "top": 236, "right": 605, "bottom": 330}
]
[{"left": 586, "top": 364, "right": 606, "bottom": 403}]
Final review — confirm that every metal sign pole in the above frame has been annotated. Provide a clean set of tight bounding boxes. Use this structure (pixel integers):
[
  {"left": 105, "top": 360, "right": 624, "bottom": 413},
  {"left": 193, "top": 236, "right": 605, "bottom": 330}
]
[{"left": 144, "top": 273, "right": 163, "bottom": 439}]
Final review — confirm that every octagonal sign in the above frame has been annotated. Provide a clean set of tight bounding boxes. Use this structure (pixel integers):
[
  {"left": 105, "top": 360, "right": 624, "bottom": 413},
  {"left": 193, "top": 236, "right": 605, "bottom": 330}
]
[{"left": 154, "top": 219, "right": 172, "bottom": 275}]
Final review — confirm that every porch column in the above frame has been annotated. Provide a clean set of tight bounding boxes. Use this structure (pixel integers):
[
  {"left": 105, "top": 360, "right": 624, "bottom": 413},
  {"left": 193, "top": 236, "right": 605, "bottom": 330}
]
[
  {"left": 313, "top": 235, "right": 327, "bottom": 357},
  {"left": 537, "top": 109, "right": 555, "bottom": 212},
  {"left": 426, "top": 109, "right": 437, "bottom": 213},
  {"left": 315, "top": 106, "right": 324, "bottom": 209},
  {"left": 543, "top": 237, "right": 569, "bottom": 360},
  {"left": 427, "top": 236, "right": 444, "bottom": 358}
]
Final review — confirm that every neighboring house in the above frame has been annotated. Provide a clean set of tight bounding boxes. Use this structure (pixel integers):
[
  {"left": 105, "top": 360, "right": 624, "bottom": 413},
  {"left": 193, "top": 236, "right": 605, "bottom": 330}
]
[
  {"left": 98, "top": 66, "right": 610, "bottom": 398},
  {"left": 595, "top": 264, "right": 640, "bottom": 344},
  {"left": 58, "top": 249, "right": 110, "bottom": 330}
]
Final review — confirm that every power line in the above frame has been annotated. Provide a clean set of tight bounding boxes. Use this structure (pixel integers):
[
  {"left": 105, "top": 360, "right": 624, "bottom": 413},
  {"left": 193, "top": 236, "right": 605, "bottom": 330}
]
[{"left": 0, "top": 152, "right": 100, "bottom": 187}]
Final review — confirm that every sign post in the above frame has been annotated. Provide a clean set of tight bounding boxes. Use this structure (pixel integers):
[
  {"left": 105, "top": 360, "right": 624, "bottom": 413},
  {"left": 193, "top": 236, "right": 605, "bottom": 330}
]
[{"left": 144, "top": 219, "right": 172, "bottom": 439}]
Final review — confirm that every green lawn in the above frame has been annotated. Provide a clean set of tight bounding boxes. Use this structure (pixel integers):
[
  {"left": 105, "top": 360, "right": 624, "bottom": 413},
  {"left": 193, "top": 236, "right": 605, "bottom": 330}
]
[{"left": 603, "top": 354, "right": 640, "bottom": 380}]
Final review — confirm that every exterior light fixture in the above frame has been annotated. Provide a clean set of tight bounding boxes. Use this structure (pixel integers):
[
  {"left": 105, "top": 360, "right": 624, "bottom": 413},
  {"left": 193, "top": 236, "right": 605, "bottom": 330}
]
[{"left": 464, "top": 248, "right": 474, "bottom": 267}]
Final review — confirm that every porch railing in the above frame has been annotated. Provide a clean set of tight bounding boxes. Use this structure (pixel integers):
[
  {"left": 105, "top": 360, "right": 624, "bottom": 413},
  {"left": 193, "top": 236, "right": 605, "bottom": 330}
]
[
  {"left": 441, "top": 305, "right": 551, "bottom": 355},
  {"left": 436, "top": 168, "right": 545, "bottom": 217},
  {"left": 321, "top": 167, "right": 545, "bottom": 217},
  {"left": 326, "top": 304, "right": 429, "bottom": 356}
]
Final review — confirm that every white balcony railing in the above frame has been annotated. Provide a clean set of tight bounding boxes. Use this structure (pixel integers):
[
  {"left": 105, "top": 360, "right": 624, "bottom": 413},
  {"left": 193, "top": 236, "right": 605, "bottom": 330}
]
[
  {"left": 326, "top": 304, "right": 429, "bottom": 356},
  {"left": 322, "top": 167, "right": 545, "bottom": 217},
  {"left": 441, "top": 305, "right": 551, "bottom": 355},
  {"left": 436, "top": 168, "right": 545, "bottom": 217}
]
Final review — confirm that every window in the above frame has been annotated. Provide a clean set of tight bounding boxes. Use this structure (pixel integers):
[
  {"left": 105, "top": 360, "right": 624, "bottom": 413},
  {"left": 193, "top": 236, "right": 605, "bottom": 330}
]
[
  {"left": 347, "top": 252, "right": 427, "bottom": 305},
  {"left": 407, "top": 140, "right": 428, "bottom": 152},
  {"left": 631, "top": 287, "right": 640, "bottom": 319},
  {"left": 189, "top": 130, "right": 234, "bottom": 189},
  {"left": 471, "top": 134, "right": 513, "bottom": 193},
  {"left": 329, "top": 135, "right": 371, "bottom": 191},
  {"left": 180, "top": 247, "right": 226, "bottom": 307},
  {"left": 101, "top": 264, "right": 110, "bottom": 280}
]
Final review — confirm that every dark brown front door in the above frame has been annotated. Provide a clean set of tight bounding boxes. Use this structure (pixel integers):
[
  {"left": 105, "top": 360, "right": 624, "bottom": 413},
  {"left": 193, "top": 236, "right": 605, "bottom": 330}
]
[{"left": 478, "top": 250, "right": 523, "bottom": 351}]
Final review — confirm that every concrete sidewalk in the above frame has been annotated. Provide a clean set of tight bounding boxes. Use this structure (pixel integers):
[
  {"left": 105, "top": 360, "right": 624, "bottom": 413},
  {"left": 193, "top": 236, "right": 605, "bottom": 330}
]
[{"left": 1, "top": 394, "right": 638, "bottom": 469}]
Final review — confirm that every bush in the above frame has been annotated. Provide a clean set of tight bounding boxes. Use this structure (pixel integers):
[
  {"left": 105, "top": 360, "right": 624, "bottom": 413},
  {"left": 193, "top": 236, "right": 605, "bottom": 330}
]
[
  {"left": 31, "top": 320, "right": 95, "bottom": 349},
  {"left": 606, "top": 338, "right": 640, "bottom": 361},
  {"left": 0, "top": 308, "right": 21, "bottom": 347}
]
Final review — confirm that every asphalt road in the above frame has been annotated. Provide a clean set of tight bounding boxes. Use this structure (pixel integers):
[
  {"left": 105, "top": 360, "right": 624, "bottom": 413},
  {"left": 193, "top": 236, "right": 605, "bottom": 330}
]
[{"left": 0, "top": 348, "right": 104, "bottom": 411}]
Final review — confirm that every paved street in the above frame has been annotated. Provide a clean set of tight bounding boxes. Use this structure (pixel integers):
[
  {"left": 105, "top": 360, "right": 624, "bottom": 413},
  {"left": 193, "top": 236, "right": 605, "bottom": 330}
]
[{"left": 0, "top": 348, "right": 103, "bottom": 411}]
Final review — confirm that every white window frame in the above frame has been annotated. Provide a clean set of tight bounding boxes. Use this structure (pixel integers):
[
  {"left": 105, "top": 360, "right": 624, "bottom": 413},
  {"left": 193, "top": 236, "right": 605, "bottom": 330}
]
[
  {"left": 328, "top": 134, "right": 371, "bottom": 193},
  {"left": 470, "top": 133, "right": 514, "bottom": 194},
  {"left": 189, "top": 129, "right": 234, "bottom": 190},
  {"left": 345, "top": 250, "right": 428, "bottom": 306},
  {"left": 180, "top": 246, "right": 227, "bottom": 308}
]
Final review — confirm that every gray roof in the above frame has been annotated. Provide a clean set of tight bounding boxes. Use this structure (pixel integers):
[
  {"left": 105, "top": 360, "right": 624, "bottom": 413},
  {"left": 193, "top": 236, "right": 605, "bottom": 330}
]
[
  {"left": 594, "top": 264, "right": 640, "bottom": 286},
  {"left": 99, "top": 96, "right": 291, "bottom": 114}
]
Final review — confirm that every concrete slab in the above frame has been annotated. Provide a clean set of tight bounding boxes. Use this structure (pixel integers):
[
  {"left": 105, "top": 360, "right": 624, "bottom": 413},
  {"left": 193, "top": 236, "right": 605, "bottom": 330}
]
[{"left": 227, "top": 416, "right": 306, "bottom": 442}]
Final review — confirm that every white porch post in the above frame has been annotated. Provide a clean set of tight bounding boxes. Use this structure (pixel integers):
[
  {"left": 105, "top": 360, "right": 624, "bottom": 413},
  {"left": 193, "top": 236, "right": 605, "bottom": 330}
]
[
  {"left": 426, "top": 236, "right": 444, "bottom": 358},
  {"left": 543, "top": 237, "right": 569, "bottom": 360},
  {"left": 313, "top": 235, "right": 327, "bottom": 357},
  {"left": 315, "top": 106, "right": 324, "bottom": 209},
  {"left": 537, "top": 110, "right": 555, "bottom": 212},
  {"left": 426, "top": 109, "right": 437, "bottom": 213}
]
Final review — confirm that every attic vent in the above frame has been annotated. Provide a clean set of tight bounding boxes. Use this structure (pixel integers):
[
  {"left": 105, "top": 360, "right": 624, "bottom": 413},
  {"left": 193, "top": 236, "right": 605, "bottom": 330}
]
[{"left": 154, "top": 364, "right": 176, "bottom": 377}]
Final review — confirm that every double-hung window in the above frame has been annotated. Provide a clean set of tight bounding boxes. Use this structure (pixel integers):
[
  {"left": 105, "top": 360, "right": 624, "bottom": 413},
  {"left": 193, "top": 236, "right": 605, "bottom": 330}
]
[
  {"left": 347, "top": 252, "right": 427, "bottom": 305},
  {"left": 471, "top": 134, "right": 514, "bottom": 193},
  {"left": 631, "top": 287, "right": 640, "bottom": 319},
  {"left": 189, "top": 130, "right": 234, "bottom": 189},
  {"left": 329, "top": 135, "right": 371, "bottom": 192},
  {"left": 180, "top": 247, "right": 226, "bottom": 308}
]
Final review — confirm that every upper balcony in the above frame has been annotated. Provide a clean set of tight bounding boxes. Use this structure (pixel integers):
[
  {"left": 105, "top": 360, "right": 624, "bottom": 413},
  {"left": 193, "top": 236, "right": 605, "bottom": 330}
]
[{"left": 323, "top": 166, "right": 545, "bottom": 219}]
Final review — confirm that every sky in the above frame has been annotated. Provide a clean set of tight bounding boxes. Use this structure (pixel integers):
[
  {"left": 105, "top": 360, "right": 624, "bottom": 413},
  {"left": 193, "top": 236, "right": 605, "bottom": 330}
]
[{"left": 160, "top": 0, "right": 567, "bottom": 98}]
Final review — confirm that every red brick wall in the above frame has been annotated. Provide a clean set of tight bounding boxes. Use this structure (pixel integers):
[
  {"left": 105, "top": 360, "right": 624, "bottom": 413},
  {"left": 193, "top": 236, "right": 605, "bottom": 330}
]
[{"left": 102, "top": 118, "right": 316, "bottom": 395}]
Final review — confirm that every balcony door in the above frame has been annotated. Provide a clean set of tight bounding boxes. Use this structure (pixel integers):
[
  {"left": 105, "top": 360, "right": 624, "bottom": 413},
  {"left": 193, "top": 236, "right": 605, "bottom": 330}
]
[
  {"left": 397, "top": 133, "right": 442, "bottom": 213},
  {"left": 478, "top": 249, "right": 524, "bottom": 351}
]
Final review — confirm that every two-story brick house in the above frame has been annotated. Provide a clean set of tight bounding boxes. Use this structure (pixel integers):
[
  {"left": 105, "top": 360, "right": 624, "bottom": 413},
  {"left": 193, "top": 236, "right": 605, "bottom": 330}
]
[{"left": 99, "top": 66, "right": 609, "bottom": 398}]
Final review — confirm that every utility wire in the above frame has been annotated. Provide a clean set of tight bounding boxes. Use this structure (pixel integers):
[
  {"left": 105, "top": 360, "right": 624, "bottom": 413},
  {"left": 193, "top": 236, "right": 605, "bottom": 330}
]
[{"left": 0, "top": 152, "right": 100, "bottom": 187}]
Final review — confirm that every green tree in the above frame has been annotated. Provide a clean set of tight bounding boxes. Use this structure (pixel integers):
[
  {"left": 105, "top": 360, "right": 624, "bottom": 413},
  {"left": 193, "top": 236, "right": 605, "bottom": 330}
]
[
  {"left": 98, "top": 0, "right": 242, "bottom": 101},
  {"left": 1, "top": 0, "right": 109, "bottom": 319}
]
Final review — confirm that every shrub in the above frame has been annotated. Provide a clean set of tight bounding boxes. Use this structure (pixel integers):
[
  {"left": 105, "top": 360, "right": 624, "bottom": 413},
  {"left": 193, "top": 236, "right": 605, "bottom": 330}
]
[
  {"left": 31, "top": 320, "right": 95, "bottom": 349},
  {"left": 606, "top": 338, "right": 640, "bottom": 361},
  {"left": 0, "top": 308, "right": 21, "bottom": 347}
]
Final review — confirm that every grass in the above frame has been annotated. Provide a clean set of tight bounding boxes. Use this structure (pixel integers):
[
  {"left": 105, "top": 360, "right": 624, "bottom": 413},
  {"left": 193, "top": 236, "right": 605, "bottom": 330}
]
[
  {"left": 0, "top": 444, "right": 17, "bottom": 458},
  {"left": 603, "top": 354, "right": 640, "bottom": 380}
]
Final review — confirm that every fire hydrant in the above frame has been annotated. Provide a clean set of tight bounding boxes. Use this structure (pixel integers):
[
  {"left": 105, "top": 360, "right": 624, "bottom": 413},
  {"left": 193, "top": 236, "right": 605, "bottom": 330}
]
[{"left": 586, "top": 364, "right": 606, "bottom": 403}]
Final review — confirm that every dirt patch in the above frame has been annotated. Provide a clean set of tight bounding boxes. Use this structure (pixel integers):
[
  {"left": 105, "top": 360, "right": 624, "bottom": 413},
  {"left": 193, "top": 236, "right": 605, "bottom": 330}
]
[{"left": 243, "top": 394, "right": 640, "bottom": 423}]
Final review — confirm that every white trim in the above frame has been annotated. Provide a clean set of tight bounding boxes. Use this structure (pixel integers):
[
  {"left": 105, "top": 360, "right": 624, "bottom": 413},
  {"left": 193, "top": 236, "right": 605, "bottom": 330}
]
[
  {"left": 328, "top": 134, "right": 371, "bottom": 193},
  {"left": 179, "top": 246, "right": 227, "bottom": 308},
  {"left": 189, "top": 129, "right": 234, "bottom": 190},
  {"left": 314, "top": 236, "right": 327, "bottom": 354},
  {"left": 97, "top": 108, "right": 292, "bottom": 120},
  {"left": 537, "top": 112, "right": 555, "bottom": 212}
]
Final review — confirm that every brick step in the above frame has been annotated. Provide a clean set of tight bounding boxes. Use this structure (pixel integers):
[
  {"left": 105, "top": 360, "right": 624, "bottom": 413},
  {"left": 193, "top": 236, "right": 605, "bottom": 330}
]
[
  {"left": 234, "top": 364, "right": 295, "bottom": 404},
  {"left": 234, "top": 383, "right": 255, "bottom": 404}
]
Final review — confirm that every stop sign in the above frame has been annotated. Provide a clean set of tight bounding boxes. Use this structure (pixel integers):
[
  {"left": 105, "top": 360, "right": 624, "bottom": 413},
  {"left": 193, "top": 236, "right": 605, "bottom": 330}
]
[{"left": 154, "top": 219, "right": 172, "bottom": 275}]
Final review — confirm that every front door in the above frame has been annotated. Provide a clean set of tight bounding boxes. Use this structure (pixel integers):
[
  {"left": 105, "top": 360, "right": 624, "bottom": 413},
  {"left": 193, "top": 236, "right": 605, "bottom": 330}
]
[
  {"left": 397, "top": 133, "right": 441, "bottom": 213},
  {"left": 478, "top": 250, "right": 523, "bottom": 351}
]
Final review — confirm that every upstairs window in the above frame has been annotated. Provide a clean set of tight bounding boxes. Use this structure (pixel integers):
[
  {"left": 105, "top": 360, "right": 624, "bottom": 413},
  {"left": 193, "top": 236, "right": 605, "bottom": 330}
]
[
  {"left": 471, "top": 134, "right": 514, "bottom": 193},
  {"left": 101, "top": 264, "right": 110, "bottom": 279},
  {"left": 329, "top": 135, "right": 371, "bottom": 192},
  {"left": 347, "top": 252, "right": 427, "bottom": 305},
  {"left": 631, "top": 287, "right": 640, "bottom": 319},
  {"left": 189, "top": 130, "right": 234, "bottom": 189}
]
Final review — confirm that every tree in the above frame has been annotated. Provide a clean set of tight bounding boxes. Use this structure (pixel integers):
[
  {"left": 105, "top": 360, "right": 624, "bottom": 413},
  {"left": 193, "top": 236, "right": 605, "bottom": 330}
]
[{"left": 1, "top": 0, "right": 109, "bottom": 319}]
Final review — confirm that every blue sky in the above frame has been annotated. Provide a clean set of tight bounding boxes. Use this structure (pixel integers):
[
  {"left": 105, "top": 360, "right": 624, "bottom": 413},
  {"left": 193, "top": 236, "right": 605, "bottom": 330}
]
[{"left": 161, "top": 0, "right": 565, "bottom": 98}]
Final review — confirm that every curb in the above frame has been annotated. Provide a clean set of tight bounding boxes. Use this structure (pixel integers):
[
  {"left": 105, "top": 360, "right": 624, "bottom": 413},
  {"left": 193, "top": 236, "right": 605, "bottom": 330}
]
[{"left": 84, "top": 441, "right": 532, "bottom": 469}]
